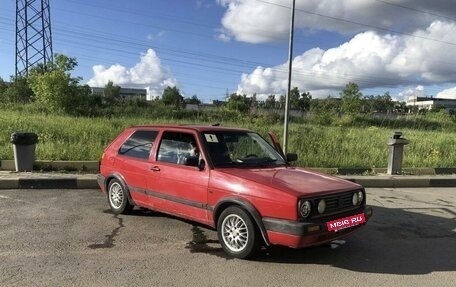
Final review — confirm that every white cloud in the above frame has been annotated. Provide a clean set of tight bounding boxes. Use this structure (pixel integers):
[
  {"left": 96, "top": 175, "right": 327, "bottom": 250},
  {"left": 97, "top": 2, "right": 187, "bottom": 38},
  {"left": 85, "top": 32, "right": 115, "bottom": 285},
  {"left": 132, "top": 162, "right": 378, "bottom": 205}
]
[
  {"left": 197, "top": 0, "right": 214, "bottom": 9},
  {"left": 217, "top": 0, "right": 456, "bottom": 43},
  {"left": 147, "top": 31, "right": 166, "bottom": 41},
  {"left": 388, "top": 21, "right": 456, "bottom": 82},
  {"left": 217, "top": 0, "right": 290, "bottom": 43},
  {"left": 87, "top": 49, "right": 177, "bottom": 99},
  {"left": 217, "top": 31, "right": 231, "bottom": 42},
  {"left": 236, "top": 21, "right": 456, "bottom": 98},
  {"left": 398, "top": 85, "right": 425, "bottom": 101},
  {"left": 436, "top": 87, "right": 456, "bottom": 99}
]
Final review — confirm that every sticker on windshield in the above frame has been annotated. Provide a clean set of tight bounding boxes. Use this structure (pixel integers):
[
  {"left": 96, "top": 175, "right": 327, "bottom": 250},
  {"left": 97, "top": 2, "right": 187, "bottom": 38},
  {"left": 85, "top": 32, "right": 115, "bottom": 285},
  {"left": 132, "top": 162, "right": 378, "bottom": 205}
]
[{"left": 205, "top": 134, "right": 219, "bottom": 143}]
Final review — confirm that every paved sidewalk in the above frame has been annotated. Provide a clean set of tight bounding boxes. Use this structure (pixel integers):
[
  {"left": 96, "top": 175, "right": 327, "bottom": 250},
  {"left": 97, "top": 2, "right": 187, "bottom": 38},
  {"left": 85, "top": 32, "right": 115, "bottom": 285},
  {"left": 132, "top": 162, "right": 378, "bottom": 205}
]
[{"left": 0, "top": 171, "right": 456, "bottom": 189}]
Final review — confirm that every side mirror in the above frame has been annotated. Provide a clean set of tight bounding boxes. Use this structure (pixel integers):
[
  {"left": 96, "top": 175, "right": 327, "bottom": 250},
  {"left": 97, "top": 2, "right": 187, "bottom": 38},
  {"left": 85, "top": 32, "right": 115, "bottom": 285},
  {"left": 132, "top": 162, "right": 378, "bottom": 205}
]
[
  {"left": 185, "top": 156, "right": 199, "bottom": 167},
  {"left": 185, "top": 156, "right": 205, "bottom": 170},
  {"left": 286, "top": 153, "right": 298, "bottom": 162}
]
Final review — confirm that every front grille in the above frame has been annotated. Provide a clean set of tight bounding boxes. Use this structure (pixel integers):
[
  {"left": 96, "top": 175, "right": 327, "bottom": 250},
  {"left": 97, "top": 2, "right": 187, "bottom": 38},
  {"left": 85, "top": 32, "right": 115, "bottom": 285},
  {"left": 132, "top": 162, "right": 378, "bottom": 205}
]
[
  {"left": 324, "top": 192, "right": 355, "bottom": 213},
  {"left": 299, "top": 190, "right": 364, "bottom": 219}
]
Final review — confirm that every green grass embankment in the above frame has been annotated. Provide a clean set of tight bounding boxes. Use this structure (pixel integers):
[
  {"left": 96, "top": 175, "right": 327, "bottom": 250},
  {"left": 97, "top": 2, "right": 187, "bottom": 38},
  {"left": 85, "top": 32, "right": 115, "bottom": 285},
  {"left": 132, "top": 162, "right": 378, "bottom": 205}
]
[{"left": 1, "top": 106, "right": 455, "bottom": 168}]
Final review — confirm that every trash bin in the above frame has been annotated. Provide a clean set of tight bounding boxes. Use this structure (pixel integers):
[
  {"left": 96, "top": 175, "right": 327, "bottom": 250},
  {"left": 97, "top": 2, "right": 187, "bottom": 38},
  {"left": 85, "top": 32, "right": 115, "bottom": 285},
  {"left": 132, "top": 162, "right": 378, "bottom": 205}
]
[{"left": 10, "top": 132, "right": 38, "bottom": 172}]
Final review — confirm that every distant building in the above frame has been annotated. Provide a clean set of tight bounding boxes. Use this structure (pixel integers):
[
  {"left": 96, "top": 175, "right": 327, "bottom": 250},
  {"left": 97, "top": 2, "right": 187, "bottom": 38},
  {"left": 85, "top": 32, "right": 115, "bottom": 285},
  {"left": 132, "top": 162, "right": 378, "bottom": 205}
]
[
  {"left": 185, "top": 104, "right": 199, "bottom": 111},
  {"left": 406, "top": 96, "right": 456, "bottom": 111},
  {"left": 91, "top": 87, "right": 147, "bottom": 101},
  {"left": 185, "top": 100, "right": 226, "bottom": 111}
]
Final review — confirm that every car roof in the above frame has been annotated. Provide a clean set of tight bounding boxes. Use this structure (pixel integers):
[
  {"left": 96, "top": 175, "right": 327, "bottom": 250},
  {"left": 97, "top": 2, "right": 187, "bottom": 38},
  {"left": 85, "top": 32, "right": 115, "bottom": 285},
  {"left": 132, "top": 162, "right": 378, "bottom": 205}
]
[{"left": 129, "top": 124, "right": 252, "bottom": 133}]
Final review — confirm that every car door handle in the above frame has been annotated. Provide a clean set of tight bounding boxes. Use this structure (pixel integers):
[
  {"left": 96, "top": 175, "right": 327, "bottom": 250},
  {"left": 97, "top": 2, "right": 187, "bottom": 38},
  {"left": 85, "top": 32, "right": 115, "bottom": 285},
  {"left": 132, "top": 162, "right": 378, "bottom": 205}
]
[{"left": 150, "top": 166, "right": 160, "bottom": 172}]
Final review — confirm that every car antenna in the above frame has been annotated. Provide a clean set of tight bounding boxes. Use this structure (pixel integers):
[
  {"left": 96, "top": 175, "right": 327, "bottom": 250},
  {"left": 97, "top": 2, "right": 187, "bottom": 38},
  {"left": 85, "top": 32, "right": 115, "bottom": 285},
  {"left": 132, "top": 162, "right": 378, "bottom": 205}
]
[{"left": 212, "top": 123, "right": 220, "bottom": 126}]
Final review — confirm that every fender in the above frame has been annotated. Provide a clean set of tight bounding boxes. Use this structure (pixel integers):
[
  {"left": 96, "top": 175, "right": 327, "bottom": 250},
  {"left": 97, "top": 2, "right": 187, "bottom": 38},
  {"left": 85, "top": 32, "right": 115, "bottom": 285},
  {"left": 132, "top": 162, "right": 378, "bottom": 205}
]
[
  {"left": 214, "top": 197, "right": 270, "bottom": 246},
  {"left": 104, "top": 172, "right": 136, "bottom": 206}
]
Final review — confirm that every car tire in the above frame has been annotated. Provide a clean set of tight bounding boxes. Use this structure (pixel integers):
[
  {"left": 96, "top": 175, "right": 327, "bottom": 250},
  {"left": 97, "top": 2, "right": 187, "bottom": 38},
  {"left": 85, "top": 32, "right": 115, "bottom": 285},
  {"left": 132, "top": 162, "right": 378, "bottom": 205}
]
[
  {"left": 107, "top": 179, "right": 133, "bottom": 214},
  {"left": 217, "top": 206, "right": 260, "bottom": 259}
]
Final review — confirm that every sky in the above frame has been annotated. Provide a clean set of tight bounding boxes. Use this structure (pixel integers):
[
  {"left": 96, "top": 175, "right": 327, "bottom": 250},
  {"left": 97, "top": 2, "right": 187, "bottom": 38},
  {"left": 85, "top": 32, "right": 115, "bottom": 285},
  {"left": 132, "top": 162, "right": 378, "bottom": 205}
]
[{"left": 1, "top": 0, "right": 456, "bottom": 102}]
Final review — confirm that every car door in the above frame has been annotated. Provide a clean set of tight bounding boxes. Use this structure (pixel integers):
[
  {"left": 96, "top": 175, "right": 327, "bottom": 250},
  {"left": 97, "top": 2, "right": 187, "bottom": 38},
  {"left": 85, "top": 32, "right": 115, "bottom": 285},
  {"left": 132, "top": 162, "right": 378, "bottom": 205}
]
[
  {"left": 147, "top": 130, "right": 210, "bottom": 225},
  {"left": 115, "top": 129, "right": 159, "bottom": 206}
]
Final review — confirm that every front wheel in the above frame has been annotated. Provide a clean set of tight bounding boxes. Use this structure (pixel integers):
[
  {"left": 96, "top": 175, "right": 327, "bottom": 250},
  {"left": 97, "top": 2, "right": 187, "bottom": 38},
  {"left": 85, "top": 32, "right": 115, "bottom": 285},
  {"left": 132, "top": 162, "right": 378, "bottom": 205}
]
[
  {"left": 107, "top": 179, "right": 133, "bottom": 214},
  {"left": 217, "top": 206, "right": 260, "bottom": 259}
]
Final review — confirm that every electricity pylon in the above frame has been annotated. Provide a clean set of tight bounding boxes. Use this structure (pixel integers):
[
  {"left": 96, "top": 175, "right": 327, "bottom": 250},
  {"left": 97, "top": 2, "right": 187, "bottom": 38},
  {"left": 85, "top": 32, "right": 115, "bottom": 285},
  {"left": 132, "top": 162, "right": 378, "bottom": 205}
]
[{"left": 15, "top": 0, "right": 53, "bottom": 77}]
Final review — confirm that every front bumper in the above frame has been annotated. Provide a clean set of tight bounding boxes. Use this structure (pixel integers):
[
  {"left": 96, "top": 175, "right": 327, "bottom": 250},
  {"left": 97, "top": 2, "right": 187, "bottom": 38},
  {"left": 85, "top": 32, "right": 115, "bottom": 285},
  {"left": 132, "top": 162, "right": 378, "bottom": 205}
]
[{"left": 262, "top": 206, "right": 373, "bottom": 248}]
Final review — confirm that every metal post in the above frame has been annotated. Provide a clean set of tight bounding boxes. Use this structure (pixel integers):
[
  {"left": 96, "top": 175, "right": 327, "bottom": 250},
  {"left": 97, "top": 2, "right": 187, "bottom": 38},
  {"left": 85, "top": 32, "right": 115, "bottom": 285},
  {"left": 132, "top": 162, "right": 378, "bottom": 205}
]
[
  {"left": 283, "top": 0, "right": 296, "bottom": 154},
  {"left": 387, "top": 131, "right": 410, "bottom": 175}
]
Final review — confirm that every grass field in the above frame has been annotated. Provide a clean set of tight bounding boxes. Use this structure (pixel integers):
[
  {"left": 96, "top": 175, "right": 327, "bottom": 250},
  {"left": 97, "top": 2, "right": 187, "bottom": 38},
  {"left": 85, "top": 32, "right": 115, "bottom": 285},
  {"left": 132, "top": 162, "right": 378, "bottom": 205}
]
[{"left": 1, "top": 106, "right": 455, "bottom": 168}]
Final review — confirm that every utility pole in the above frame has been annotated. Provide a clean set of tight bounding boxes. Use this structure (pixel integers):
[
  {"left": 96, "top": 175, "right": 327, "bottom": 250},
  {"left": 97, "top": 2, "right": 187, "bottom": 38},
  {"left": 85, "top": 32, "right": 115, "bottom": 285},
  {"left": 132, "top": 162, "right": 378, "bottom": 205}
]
[
  {"left": 283, "top": 0, "right": 296, "bottom": 154},
  {"left": 16, "top": 0, "right": 53, "bottom": 77}
]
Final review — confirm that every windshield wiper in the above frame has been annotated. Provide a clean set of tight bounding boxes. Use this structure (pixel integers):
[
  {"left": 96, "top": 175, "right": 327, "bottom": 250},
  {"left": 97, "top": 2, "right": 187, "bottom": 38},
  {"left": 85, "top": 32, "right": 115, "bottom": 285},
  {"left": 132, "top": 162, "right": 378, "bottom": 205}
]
[{"left": 255, "top": 158, "right": 279, "bottom": 166}]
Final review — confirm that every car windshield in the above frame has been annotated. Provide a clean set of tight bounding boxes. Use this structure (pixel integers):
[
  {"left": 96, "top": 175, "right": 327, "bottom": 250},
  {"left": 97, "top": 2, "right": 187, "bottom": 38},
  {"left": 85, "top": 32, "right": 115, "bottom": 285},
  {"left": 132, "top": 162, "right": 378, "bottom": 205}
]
[{"left": 203, "top": 131, "right": 287, "bottom": 168}]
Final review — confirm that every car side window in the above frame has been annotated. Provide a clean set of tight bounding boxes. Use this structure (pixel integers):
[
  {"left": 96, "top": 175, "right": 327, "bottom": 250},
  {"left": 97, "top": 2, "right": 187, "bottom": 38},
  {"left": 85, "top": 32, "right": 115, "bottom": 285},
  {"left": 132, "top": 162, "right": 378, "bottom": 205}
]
[
  {"left": 118, "top": 130, "right": 158, "bottom": 160},
  {"left": 157, "top": 131, "right": 199, "bottom": 165}
]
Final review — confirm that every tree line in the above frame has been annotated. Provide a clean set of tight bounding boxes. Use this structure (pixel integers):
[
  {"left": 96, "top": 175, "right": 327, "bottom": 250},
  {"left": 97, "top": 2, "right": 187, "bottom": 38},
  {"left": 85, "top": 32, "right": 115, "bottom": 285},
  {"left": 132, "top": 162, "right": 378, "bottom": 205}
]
[
  {"left": 224, "top": 83, "right": 405, "bottom": 115},
  {"left": 0, "top": 53, "right": 440, "bottom": 119}
]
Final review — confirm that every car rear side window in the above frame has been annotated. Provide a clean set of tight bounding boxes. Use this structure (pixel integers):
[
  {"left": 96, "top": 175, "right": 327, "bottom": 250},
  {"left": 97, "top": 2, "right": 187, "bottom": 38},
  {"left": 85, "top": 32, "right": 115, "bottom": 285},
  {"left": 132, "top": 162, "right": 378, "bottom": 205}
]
[{"left": 119, "top": 130, "right": 158, "bottom": 160}]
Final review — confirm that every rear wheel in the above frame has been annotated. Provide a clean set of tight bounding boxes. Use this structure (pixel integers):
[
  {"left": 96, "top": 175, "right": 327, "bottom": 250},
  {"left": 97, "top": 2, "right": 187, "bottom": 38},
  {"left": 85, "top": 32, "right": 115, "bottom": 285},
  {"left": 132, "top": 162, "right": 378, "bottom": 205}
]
[
  {"left": 107, "top": 179, "right": 133, "bottom": 214},
  {"left": 217, "top": 206, "right": 260, "bottom": 259}
]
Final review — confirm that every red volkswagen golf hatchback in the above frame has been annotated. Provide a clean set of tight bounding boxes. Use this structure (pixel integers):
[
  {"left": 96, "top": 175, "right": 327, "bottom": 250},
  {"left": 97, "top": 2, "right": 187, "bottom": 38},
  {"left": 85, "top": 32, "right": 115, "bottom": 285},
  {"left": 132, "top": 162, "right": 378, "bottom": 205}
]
[{"left": 98, "top": 124, "right": 372, "bottom": 259}]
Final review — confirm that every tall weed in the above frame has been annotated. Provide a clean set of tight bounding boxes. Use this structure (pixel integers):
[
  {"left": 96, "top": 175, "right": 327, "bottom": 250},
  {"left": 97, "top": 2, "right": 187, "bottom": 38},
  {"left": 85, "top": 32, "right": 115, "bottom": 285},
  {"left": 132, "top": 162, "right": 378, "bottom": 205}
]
[{"left": 0, "top": 104, "right": 455, "bottom": 167}]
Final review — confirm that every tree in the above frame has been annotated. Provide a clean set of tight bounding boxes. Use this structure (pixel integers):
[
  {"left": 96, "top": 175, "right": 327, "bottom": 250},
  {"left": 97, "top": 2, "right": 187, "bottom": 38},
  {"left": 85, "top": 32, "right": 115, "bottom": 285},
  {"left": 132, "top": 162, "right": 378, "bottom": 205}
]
[
  {"left": 363, "top": 92, "right": 395, "bottom": 113},
  {"left": 287, "top": 87, "right": 312, "bottom": 112},
  {"left": 162, "top": 86, "right": 183, "bottom": 108},
  {"left": 393, "top": 101, "right": 408, "bottom": 113},
  {"left": 28, "top": 69, "right": 72, "bottom": 111},
  {"left": 278, "top": 95, "right": 286, "bottom": 109},
  {"left": 28, "top": 54, "right": 82, "bottom": 113},
  {"left": 0, "top": 77, "right": 7, "bottom": 97},
  {"left": 53, "top": 54, "right": 78, "bottom": 72},
  {"left": 226, "top": 93, "right": 249, "bottom": 113},
  {"left": 184, "top": 95, "right": 201, "bottom": 105},
  {"left": 1, "top": 76, "right": 34, "bottom": 103},
  {"left": 340, "top": 82, "right": 362, "bottom": 116},
  {"left": 309, "top": 96, "right": 341, "bottom": 125},
  {"left": 289, "top": 87, "right": 300, "bottom": 110},
  {"left": 249, "top": 93, "right": 258, "bottom": 109},
  {"left": 298, "top": 91, "right": 312, "bottom": 112},
  {"left": 104, "top": 81, "right": 121, "bottom": 105},
  {"left": 362, "top": 95, "right": 375, "bottom": 113},
  {"left": 375, "top": 92, "right": 394, "bottom": 113},
  {"left": 264, "top": 95, "right": 276, "bottom": 109}
]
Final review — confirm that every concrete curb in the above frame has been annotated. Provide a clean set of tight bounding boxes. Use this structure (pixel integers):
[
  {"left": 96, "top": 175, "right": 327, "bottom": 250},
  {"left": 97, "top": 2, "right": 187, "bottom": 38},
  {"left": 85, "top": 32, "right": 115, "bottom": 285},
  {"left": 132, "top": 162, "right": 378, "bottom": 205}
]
[
  {"left": 0, "top": 172, "right": 456, "bottom": 189},
  {"left": 0, "top": 172, "right": 99, "bottom": 189},
  {"left": 343, "top": 176, "right": 456, "bottom": 188}
]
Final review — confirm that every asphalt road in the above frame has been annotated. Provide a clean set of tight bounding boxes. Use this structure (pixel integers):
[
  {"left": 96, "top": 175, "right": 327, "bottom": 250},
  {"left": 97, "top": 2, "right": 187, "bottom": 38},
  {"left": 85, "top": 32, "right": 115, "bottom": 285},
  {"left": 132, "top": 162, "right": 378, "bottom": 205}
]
[{"left": 0, "top": 187, "right": 455, "bottom": 287}]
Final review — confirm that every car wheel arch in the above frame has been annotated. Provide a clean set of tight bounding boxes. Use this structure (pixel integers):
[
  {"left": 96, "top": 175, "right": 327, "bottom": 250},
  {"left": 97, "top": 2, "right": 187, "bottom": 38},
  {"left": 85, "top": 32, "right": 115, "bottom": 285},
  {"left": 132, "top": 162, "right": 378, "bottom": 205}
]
[
  {"left": 105, "top": 173, "right": 136, "bottom": 206},
  {"left": 213, "top": 197, "right": 270, "bottom": 246}
]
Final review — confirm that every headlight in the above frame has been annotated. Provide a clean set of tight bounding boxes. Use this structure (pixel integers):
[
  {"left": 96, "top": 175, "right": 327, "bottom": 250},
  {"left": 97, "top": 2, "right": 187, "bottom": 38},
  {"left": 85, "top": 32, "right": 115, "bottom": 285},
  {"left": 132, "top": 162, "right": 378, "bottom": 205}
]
[
  {"left": 352, "top": 191, "right": 364, "bottom": 206},
  {"left": 299, "top": 200, "right": 312, "bottom": 218},
  {"left": 357, "top": 191, "right": 364, "bottom": 204},
  {"left": 317, "top": 199, "right": 326, "bottom": 214}
]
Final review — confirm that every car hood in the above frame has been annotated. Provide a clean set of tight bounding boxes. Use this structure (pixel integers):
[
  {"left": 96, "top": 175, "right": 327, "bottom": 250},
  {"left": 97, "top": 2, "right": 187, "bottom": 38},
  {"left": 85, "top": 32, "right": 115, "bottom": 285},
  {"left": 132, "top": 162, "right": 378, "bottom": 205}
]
[{"left": 217, "top": 167, "right": 361, "bottom": 197}]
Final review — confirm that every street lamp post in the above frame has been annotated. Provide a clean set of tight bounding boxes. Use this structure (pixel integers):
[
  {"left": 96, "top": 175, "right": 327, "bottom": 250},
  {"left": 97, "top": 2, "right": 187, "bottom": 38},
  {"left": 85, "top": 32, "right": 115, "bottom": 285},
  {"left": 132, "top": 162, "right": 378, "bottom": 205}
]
[{"left": 283, "top": 0, "right": 296, "bottom": 155}]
